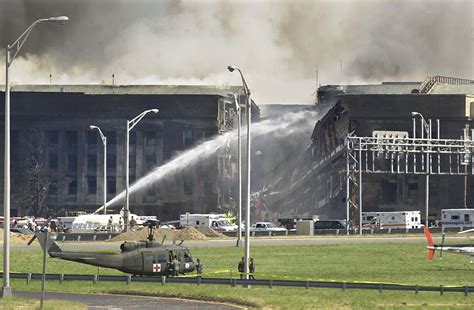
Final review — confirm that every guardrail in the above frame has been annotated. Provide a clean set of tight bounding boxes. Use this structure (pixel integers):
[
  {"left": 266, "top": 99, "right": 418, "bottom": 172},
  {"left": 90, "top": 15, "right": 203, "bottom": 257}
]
[
  {"left": 221, "top": 227, "right": 466, "bottom": 237},
  {"left": 7, "top": 272, "right": 471, "bottom": 295},
  {"left": 43, "top": 227, "right": 466, "bottom": 242}
]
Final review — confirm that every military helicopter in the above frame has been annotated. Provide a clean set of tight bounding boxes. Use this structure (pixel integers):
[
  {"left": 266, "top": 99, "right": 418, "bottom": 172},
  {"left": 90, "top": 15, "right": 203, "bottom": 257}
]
[{"left": 29, "top": 220, "right": 196, "bottom": 276}]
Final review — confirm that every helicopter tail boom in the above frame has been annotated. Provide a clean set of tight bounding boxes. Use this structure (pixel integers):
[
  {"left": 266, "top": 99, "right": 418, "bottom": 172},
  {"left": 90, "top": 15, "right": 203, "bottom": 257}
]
[{"left": 28, "top": 232, "right": 62, "bottom": 256}]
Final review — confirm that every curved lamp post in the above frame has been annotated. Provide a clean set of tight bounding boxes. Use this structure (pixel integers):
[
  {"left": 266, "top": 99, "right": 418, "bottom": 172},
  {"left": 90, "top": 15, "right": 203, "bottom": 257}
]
[
  {"left": 228, "top": 65, "right": 251, "bottom": 281},
  {"left": 3, "top": 16, "right": 69, "bottom": 298},
  {"left": 124, "top": 109, "right": 159, "bottom": 231},
  {"left": 90, "top": 125, "right": 107, "bottom": 214}
]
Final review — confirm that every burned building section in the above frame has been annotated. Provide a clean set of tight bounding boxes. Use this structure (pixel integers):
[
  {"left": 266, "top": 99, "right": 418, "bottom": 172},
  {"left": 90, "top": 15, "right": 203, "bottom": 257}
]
[
  {"left": 267, "top": 77, "right": 474, "bottom": 223},
  {"left": 266, "top": 102, "right": 349, "bottom": 219},
  {"left": 0, "top": 85, "right": 259, "bottom": 219}
]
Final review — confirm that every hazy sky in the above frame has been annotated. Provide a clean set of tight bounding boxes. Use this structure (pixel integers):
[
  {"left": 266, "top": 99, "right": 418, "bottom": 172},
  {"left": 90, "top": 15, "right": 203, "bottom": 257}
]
[{"left": 1, "top": 0, "right": 472, "bottom": 104}]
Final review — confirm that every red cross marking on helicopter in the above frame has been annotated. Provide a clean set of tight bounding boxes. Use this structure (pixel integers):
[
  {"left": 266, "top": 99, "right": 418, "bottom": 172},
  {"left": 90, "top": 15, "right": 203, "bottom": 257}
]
[{"left": 153, "top": 263, "right": 161, "bottom": 272}]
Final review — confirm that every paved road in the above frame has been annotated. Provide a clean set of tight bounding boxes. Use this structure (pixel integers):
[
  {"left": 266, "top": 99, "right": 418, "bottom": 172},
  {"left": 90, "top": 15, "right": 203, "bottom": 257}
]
[
  {"left": 11, "top": 234, "right": 472, "bottom": 251},
  {"left": 14, "top": 291, "right": 242, "bottom": 309}
]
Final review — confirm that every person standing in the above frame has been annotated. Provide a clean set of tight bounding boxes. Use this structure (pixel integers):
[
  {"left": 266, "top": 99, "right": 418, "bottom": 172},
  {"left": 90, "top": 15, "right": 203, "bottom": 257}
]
[
  {"left": 118, "top": 217, "right": 123, "bottom": 232},
  {"left": 238, "top": 257, "right": 245, "bottom": 279},
  {"left": 130, "top": 216, "right": 137, "bottom": 232},
  {"left": 107, "top": 216, "right": 113, "bottom": 232},
  {"left": 196, "top": 259, "right": 203, "bottom": 278},
  {"left": 172, "top": 255, "right": 180, "bottom": 277},
  {"left": 249, "top": 257, "right": 255, "bottom": 280}
]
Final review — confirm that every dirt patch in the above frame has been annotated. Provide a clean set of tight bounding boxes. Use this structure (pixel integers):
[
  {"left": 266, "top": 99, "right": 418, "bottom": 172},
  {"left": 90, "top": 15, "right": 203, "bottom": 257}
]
[
  {"left": 0, "top": 228, "right": 35, "bottom": 244},
  {"left": 109, "top": 227, "right": 208, "bottom": 242},
  {"left": 196, "top": 226, "right": 228, "bottom": 238}
]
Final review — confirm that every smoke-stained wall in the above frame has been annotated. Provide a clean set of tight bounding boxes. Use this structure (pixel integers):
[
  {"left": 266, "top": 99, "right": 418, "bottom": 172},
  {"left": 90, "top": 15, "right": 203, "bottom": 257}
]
[{"left": 1, "top": 0, "right": 472, "bottom": 104}]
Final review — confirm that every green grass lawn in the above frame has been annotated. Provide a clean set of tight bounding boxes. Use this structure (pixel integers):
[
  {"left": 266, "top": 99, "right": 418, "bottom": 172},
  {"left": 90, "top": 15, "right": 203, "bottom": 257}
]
[
  {"left": 3, "top": 241, "right": 474, "bottom": 308},
  {"left": 0, "top": 297, "right": 86, "bottom": 309}
]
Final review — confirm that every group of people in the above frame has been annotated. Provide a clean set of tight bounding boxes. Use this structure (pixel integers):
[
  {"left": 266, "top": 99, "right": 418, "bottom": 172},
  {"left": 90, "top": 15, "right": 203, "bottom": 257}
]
[
  {"left": 169, "top": 256, "right": 203, "bottom": 277},
  {"left": 106, "top": 215, "right": 138, "bottom": 232},
  {"left": 13, "top": 217, "right": 64, "bottom": 233},
  {"left": 238, "top": 257, "right": 256, "bottom": 279}
]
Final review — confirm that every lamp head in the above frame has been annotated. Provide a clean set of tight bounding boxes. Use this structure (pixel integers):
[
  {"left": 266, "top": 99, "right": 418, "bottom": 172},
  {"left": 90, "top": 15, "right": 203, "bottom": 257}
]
[
  {"left": 411, "top": 112, "right": 419, "bottom": 117},
  {"left": 89, "top": 125, "right": 96, "bottom": 130},
  {"left": 48, "top": 16, "right": 69, "bottom": 25},
  {"left": 227, "top": 65, "right": 237, "bottom": 73},
  {"left": 151, "top": 109, "right": 159, "bottom": 113}
]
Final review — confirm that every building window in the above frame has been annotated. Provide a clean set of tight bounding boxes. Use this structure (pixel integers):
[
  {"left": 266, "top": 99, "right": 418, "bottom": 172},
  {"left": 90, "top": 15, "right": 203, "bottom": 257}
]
[
  {"left": 130, "top": 154, "right": 136, "bottom": 169},
  {"left": 66, "top": 131, "right": 78, "bottom": 145},
  {"left": 184, "top": 181, "right": 193, "bottom": 195},
  {"left": 87, "top": 131, "right": 97, "bottom": 145},
  {"left": 87, "top": 176, "right": 97, "bottom": 195},
  {"left": 107, "top": 177, "right": 116, "bottom": 195},
  {"left": 48, "top": 152, "right": 58, "bottom": 169},
  {"left": 183, "top": 129, "right": 193, "bottom": 147},
  {"left": 107, "top": 154, "right": 116, "bottom": 169},
  {"left": 88, "top": 154, "right": 97, "bottom": 170},
  {"left": 130, "top": 132, "right": 137, "bottom": 145},
  {"left": 11, "top": 131, "right": 19, "bottom": 145},
  {"left": 146, "top": 154, "right": 156, "bottom": 169},
  {"left": 48, "top": 179, "right": 58, "bottom": 196},
  {"left": 145, "top": 131, "right": 156, "bottom": 146},
  {"left": 67, "top": 154, "right": 77, "bottom": 174},
  {"left": 204, "top": 182, "right": 213, "bottom": 195},
  {"left": 106, "top": 131, "right": 116, "bottom": 145},
  {"left": 46, "top": 131, "right": 58, "bottom": 144},
  {"left": 68, "top": 179, "right": 77, "bottom": 196}
]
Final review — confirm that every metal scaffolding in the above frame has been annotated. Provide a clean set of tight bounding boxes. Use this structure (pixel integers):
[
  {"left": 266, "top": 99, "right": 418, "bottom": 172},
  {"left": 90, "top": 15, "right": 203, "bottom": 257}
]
[{"left": 346, "top": 122, "right": 474, "bottom": 234}]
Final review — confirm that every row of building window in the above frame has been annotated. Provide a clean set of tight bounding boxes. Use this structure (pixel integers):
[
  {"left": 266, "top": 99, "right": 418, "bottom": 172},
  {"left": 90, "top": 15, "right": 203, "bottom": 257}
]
[{"left": 47, "top": 153, "right": 160, "bottom": 172}]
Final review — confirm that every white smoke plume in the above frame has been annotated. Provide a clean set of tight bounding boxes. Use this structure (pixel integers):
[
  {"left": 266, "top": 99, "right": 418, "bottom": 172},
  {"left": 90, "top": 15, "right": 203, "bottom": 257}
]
[
  {"left": 1, "top": 0, "right": 472, "bottom": 104},
  {"left": 105, "top": 109, "right": 318, "bottom": 207}
]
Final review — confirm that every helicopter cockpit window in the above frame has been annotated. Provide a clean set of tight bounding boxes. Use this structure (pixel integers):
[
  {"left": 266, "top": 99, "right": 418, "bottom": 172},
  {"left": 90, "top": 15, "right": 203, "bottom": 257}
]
[
  {"left": 157, "top": 254, "right": 168, "bottom": 262},
  {"left": 144, "top": 253, "right": 156, "bottom": 264},
  {"left": 183, "top": 251, "right": 193, "bottom": 262}
]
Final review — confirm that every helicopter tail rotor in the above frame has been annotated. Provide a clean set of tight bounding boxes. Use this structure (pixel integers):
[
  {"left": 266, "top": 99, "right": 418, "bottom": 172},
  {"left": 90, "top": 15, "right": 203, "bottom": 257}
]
[{"left": 424, "top": 226, "right": 436, "bottom": 260}]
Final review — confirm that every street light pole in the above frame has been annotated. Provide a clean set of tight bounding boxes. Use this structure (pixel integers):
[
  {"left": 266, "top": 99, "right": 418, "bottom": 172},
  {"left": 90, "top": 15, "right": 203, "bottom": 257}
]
[
  {"left": 90, "top": 125, "right": 107, "bottom": 214},
  {"left": 3, "top": 16, "right": 69, "bottom": 298},
  {"left": 228, "top": 66, "right": 251, "bottom": 281},
  {"left": 228, "top": 93, "right": 242, "bottom": 247},
  {"left": 124, "top": 109, "right": 159, "bottom": 232},
  {"left": 411, "top": 112, "right": 430, "bottom": 227}
]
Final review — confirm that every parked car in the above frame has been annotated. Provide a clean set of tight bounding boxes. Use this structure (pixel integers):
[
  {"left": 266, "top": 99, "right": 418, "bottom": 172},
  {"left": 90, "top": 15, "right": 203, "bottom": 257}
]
[
  {"left": 314, "top": 220, "right": 346, "bottom": 230},
  {"left": 250, "top": 222, "right": 288, "bottom": 232}
]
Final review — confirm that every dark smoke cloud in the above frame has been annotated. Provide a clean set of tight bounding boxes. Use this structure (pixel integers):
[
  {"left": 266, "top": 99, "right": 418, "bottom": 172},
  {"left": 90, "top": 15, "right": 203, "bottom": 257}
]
[{"left": 0, "top": 0, "right": 472, "bottom": 103}]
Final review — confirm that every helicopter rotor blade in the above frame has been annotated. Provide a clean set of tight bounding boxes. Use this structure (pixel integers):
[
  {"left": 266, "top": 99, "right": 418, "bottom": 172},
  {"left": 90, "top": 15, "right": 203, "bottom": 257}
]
[{"left": 27, "top": 234, "right": 37, "bottom": 246}]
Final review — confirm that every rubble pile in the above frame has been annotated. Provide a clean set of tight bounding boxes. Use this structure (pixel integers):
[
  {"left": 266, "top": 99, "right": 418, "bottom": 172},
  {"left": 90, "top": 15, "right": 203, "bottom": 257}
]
[
  {"left": 110, "top": 227, "right": 208, "bottom": 242},
  {"left": 197, "top": 226, "right": 228, "bottom": 238},
  {"left": 0, "top": 228, "right": 34, "bottom": 244}
]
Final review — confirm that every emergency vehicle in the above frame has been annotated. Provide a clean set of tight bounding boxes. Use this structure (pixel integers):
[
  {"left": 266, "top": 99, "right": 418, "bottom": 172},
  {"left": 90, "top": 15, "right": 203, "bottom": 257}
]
[
  {"left": 439, "top": 209, "right": 474, "bottom": 228},
  {"left": 362, "top": 211, "right": 422, "bottom": 229},
  {"left": 179, "top": 213, "right": 237, "bottom": 232}
]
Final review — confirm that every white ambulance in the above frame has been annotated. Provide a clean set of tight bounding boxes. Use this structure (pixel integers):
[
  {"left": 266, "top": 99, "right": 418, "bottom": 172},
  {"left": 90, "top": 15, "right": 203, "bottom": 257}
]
[
  {"left": 362, "top": 211, "right": 422, "bottom": 229},
  {"left": 439, "top": 209, "right": 474, "bottom": 228},
  {"left": 180, "top": 213, "right": 237, "bottom": 232}
]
